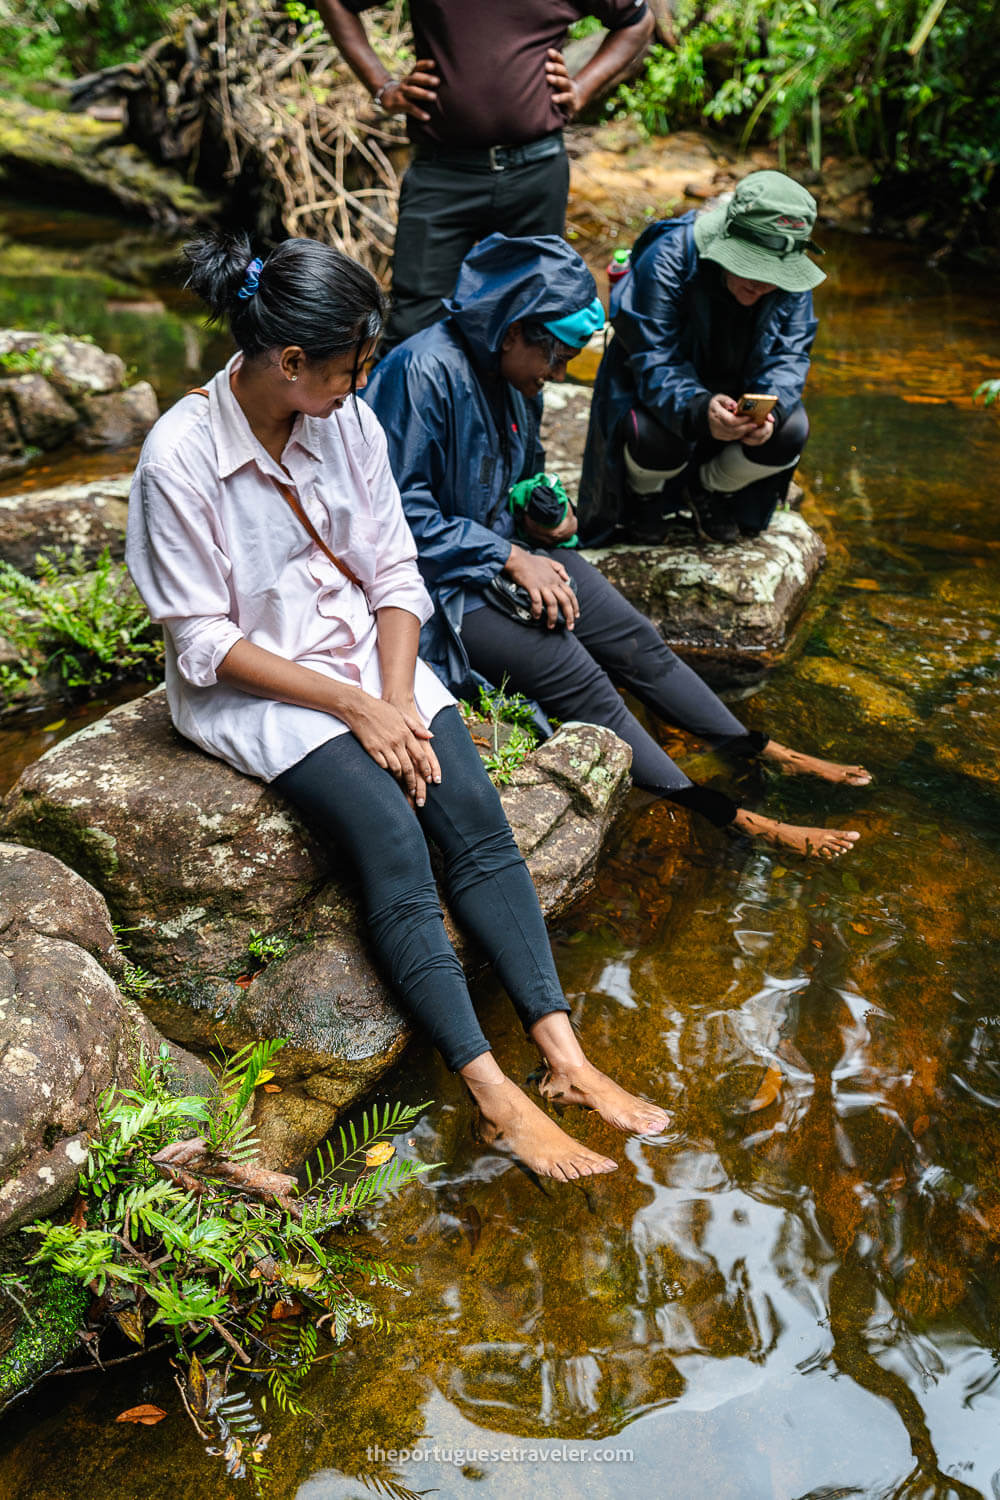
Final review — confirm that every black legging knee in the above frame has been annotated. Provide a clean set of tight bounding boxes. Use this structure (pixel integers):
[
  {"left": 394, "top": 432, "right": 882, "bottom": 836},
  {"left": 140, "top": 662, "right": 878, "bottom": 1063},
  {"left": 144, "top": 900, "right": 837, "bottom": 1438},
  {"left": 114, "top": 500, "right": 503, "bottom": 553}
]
[{"left": 273, "top": 705, "right": 569, "bottom": 1071}]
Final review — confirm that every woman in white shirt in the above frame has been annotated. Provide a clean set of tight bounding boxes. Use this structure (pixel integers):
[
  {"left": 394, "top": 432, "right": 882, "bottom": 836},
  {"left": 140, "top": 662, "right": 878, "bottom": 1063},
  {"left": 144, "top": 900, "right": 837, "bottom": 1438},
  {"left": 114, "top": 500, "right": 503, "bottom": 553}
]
[{"left": 127, "top": 232, "right": 668, "bottom": 1181}]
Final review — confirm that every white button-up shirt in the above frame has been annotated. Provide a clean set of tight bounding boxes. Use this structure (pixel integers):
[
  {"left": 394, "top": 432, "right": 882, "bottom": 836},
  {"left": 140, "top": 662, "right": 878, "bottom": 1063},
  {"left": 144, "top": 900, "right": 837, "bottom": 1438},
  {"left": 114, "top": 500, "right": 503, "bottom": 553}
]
[{"left": 126, "top": 356, "right": 453, "bottom": 782}]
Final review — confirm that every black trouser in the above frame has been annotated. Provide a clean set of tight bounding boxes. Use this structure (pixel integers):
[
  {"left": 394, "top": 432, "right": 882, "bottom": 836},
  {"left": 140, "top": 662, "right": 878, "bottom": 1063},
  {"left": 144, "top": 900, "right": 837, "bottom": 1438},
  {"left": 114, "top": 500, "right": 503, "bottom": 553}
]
[
  {"left": 383, "top": 143, "right": 569, "bottom": 352},
  {"left": 273, "top": 706, "right": 569, "bottom": 1072},
  {"left": 462, "top": 550, "right": 765, "bottom": 827},
  {"left": 623, "top": 401, "right": 809, "bottom": 534}
]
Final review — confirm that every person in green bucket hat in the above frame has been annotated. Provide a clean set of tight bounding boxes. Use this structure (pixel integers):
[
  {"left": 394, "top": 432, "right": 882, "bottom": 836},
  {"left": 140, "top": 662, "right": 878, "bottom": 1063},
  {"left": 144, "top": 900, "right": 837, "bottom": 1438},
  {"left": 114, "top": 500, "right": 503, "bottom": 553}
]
[{"left": 579, "top": 170, "right": 826, "bottom": 544}]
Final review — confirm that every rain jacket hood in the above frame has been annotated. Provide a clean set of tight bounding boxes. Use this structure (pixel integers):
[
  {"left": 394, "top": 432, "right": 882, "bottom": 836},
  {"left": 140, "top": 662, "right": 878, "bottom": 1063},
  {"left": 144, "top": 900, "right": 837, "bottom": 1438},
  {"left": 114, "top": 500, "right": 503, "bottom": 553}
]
[{"left": 443, "top": 232, "right": 599, "bottom": 367}]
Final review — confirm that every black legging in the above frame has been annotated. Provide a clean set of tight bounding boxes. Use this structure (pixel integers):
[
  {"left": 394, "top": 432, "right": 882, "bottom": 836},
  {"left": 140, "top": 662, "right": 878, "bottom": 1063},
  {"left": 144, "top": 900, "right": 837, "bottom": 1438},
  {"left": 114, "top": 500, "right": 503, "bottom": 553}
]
[
  {"left": 462, "top": 549, "right": 766, "bottom": 827},
  {"left": 273, "top": 705, "right": 569, "bottom": 1072}
]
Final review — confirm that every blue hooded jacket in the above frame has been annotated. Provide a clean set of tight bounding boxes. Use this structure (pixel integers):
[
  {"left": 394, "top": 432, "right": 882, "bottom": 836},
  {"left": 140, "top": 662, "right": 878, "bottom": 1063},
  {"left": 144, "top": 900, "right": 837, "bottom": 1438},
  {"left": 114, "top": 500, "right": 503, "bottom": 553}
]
[
  {"left": 578, "top": 212, "right": 817, "bottom": 542},
  {"left": 364, "top": 233, "right": 599, "bottom": 697}
]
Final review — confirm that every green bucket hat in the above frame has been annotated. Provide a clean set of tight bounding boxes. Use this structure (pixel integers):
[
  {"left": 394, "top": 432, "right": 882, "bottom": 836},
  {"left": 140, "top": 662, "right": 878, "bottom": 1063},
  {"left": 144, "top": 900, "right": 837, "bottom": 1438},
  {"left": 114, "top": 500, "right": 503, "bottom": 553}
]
[{"left": 693, "top": 170, "right": 826, "bottom": 292}]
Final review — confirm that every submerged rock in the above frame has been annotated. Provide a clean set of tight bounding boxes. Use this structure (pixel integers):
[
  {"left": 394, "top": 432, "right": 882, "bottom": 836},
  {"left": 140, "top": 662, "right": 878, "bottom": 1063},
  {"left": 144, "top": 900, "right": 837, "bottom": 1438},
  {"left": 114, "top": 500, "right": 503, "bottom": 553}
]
[
  {"left": 788, "top": 579, "right": 1000, "bottom": 789},
  {"left": 0, "top": 841, "right": 211, "bottom": 1239},
  {"left": 0, "top": 690, "right": 632, "bottom": 1166}
]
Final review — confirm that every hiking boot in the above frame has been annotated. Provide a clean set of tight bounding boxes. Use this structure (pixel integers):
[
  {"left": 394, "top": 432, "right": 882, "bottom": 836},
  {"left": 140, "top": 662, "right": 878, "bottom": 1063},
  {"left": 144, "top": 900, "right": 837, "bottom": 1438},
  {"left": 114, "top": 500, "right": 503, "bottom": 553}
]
[
  {"left": 624, "top": 489, "right": 674, "bottom": 545},
  {"left": 686, "top": 488, "right": 740, "bottom": 544}
]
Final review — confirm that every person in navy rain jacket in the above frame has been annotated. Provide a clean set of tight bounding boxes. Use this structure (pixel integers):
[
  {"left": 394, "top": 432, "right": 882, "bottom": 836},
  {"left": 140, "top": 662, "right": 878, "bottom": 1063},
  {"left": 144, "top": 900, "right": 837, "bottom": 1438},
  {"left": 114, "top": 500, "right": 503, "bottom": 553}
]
[
  {"left": 580, "top": 171, "right": 824, "bottom": 545},
  {"left": 365, "top": 233, "right": 871, "bottom": 859}
]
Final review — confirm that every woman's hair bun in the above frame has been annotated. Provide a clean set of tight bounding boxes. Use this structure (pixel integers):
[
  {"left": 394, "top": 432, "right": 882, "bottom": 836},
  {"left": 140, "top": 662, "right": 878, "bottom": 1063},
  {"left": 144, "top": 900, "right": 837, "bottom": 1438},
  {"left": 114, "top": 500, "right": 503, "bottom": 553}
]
[{"left": 183, "top": 230, "right": 258, "bottom": 321}]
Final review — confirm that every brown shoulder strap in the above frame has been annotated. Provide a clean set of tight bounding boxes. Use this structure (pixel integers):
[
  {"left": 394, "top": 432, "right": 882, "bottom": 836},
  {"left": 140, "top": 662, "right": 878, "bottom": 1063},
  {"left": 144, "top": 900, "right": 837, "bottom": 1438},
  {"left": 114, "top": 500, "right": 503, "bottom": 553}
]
[
  {"left": 272, "top": 479, "right": 365, "bottom": 593},
  {"left": 186, "top": 387, "right": 366, "bottom": 597}
]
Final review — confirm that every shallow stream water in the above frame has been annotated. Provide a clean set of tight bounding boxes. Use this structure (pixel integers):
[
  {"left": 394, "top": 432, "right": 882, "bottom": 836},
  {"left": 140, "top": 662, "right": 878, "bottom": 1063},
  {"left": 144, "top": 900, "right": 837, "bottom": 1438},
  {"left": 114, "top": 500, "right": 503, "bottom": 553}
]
[{"left": 1, "top": 216, "right": 999, "bottom": 1500}]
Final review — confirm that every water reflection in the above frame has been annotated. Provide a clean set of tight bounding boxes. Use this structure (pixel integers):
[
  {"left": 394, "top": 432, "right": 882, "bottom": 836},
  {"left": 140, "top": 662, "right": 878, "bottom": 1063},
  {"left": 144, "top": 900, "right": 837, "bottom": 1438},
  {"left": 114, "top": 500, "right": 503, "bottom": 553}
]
[{"left": 1, "top": 231, "right": 1000, "bottom": 1498}]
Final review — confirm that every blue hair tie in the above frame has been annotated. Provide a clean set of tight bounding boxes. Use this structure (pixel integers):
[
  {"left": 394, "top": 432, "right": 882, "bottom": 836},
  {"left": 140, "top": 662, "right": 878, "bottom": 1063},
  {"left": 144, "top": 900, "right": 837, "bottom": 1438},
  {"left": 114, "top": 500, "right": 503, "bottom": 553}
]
[{"left": 237, "top": 256, "right": 264, "bottom": 300}]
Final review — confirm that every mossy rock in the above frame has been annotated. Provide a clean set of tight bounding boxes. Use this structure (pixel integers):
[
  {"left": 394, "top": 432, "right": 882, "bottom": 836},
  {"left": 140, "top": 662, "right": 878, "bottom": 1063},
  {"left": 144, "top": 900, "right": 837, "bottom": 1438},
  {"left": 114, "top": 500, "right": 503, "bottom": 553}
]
[
  {"left": 0, "top": 1260, "right": 88, "bottom": 1414},
  {"left": 0, "top": 98, "right": 219, "bottom": 224}
]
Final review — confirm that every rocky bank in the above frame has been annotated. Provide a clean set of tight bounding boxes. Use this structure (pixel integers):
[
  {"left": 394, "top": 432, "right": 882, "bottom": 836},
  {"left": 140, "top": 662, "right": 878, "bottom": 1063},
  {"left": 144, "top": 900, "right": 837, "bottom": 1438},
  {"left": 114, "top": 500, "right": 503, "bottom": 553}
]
[
  {"left": 0, "top": 690, "right": 633, "bottom": 1169},
  {"left": 0, "top": 330, "right": 157, "bottom": 480}
]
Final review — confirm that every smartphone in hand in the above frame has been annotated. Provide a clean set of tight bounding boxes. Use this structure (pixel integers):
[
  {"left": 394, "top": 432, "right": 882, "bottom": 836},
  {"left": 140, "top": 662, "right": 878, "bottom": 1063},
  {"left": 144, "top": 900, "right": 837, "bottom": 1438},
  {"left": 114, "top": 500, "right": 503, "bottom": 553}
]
[{"left": 737, "top": 393, "right": 777, "bottom": 425}]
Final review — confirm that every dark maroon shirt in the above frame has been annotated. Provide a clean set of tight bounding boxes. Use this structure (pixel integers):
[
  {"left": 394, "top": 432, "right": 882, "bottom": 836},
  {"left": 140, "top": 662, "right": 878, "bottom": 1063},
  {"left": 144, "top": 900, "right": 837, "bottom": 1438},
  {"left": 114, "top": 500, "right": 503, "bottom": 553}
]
[{"left": 344, "top": 0, "right": 648, "bottom": 147}]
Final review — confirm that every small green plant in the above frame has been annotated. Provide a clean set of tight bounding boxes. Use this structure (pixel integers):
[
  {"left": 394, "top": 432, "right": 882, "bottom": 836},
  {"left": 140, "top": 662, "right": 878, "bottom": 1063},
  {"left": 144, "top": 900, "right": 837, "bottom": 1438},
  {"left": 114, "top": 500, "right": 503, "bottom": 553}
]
[
  {"left": 0, "top": 346, "right": 49, "bottom": 376},
  {"left": 23, "top": 1040, "right": 433, "bottom": 1492},
  {"left": 459, "top": 681, "right": 541, "bottom": 785},
  {"left": 112, "top": 923, "right": 163, "bottom": 1001},
  {"left": 283, "top": 0, "right": 323, "bottom": 29},
  {"left": 568, "top": 14, "right": 604, "bottom": 40},
  {"left": 974, "top": 378, "right": 1000, "bottom": 406},
  {"left": 481, "top": 721, "right": 538, "bottom": 785},
  {"left": 0, "top": 546, "right": 162, "bottom": 702},
  {"left": 246, "top": 930, "right": 291, "bottom": 968}
]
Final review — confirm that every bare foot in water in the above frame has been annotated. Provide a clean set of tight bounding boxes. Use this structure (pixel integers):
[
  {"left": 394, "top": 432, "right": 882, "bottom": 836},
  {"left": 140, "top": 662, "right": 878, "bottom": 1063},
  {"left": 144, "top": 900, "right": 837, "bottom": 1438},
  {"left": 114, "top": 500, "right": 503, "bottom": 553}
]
[
  {"left": 734, "top": 808, "right": 861, "bottom": 858},
  {"left": 761, "top": 741, "right": 872, "bottom": 786},
  {"left": 469, "top": 1076, "right": 618, "bottom": 1181},
  {"left": 538, "top": 1060, "right": 670, "bottom": 1136}
]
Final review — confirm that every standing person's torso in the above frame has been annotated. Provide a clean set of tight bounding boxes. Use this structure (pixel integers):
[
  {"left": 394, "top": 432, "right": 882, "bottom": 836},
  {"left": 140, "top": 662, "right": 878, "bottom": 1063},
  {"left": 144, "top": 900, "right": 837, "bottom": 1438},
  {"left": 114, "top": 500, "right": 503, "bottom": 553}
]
[{"left": 407, "top": 0, "right": 585, "bottom": 147}]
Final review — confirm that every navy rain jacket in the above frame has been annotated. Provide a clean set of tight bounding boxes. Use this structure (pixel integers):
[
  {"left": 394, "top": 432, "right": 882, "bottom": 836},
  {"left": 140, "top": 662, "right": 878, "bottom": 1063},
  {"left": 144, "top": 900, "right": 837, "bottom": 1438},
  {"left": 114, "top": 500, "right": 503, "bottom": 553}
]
[
  {"left": 364, "top": 232, "right": 598, "bottom": 698},
  {"left": 579, "top": 211, "right": 818, "bottom": 543}
]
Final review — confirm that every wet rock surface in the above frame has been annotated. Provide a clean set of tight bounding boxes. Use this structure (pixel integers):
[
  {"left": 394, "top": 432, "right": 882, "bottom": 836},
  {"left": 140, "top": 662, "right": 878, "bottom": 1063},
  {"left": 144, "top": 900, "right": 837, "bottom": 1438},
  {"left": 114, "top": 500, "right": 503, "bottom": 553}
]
[
  {"left": 0, "top": 475, "right": 130, "bottom": 573},
  {"left": 0, "top": 840, "right": 211, "bottom": 1239},
  {"left": 587, "top": 510, "right": 826, "bottom": 680},
  {"left": 0, "top": 691, "right": 632, "bottom": 1166}
]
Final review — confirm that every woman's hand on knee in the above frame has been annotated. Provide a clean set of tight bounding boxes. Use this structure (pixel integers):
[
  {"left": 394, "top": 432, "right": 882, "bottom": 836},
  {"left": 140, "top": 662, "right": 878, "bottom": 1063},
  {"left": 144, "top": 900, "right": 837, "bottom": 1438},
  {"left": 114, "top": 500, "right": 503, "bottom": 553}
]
[
  {"left": 344, "top": 692, "right": 440, "bottom": 806},
  {"left": 383, "top": 691, "right": 442, "bottom": 803},
  {"left": 503, "top": 545, "right": 580, "bottom": 630}
]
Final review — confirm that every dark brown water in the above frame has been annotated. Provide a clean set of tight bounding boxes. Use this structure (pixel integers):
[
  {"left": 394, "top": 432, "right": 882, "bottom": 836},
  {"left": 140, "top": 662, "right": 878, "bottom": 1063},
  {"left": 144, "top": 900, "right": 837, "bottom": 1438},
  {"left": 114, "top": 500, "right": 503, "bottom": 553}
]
[{"left": 1, "top": 227, "right": 1000, "bottom": 1500}]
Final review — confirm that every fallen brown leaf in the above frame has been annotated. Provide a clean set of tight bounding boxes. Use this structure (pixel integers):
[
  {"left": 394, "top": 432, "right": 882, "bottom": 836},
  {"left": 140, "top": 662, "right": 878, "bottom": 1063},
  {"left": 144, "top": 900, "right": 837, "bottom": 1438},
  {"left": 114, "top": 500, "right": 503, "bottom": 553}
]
[
  {"left": 270, "top": 1299, "right": 303, "bottom": 1320},
  {"left": 364, "top": 1141, "right": 395, "bottom": 1168},
  {"left": 749, "top": 1063, "right": 783, "bottom": 1113},
  {"left": 115, "top": 1404, "right": 167, "bottom": 1425}
]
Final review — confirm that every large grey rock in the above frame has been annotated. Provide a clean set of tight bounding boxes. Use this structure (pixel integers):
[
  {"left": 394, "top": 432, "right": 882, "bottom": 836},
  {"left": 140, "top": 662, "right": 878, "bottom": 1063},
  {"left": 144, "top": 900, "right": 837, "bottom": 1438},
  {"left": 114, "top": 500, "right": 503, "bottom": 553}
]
[
  {"left": 0, "top": 690, "right": 632, "bottom": 1166},
  {"left": 0, "top": 373, "right": 77, "bottom": 449},
  {"left": 76, "top": 382, "right": 158, "bottom": 450},
  {"left": 0, "top": 475, "right": 130, "bottom": 571},
  {"left": 41, "top": 337, "right": 126, "bottom": 399},
  {"left": 585, "top": 509, "right": 826, "bottom": 681},
  {"left": 0, "top": 841, "right": 212, "bottom": 1238},
  {"left": 0, "top": 331, "right": 159, "bottom": 464}
]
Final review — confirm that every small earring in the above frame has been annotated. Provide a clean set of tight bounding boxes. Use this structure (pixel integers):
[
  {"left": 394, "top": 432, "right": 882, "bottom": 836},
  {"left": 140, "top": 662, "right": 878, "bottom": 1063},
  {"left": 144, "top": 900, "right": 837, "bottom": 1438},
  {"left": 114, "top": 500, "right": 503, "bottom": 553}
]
[{"left": 288, "top": 374, "right": 298, "bottom": 383}]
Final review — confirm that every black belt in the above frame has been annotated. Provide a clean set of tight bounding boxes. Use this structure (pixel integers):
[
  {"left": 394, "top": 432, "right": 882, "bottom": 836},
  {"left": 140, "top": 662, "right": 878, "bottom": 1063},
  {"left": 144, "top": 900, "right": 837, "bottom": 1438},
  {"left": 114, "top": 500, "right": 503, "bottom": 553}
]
[{"left": 414, "top": 130, "right": 565, "bottom": 173}]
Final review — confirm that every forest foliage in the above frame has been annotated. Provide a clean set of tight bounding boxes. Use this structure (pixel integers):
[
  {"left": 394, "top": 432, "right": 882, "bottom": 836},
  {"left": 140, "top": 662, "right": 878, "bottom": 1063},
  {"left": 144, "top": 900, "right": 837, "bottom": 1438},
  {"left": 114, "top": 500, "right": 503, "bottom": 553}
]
[
  {"left": 615, "top": 0, "right": 998, "bottom": 234},
  {"left": 0, "top": 0, "right": 995, "bottom": 239},
  {"left": 7, "top": 1040, "right": 432, "bottom": 1491}
]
